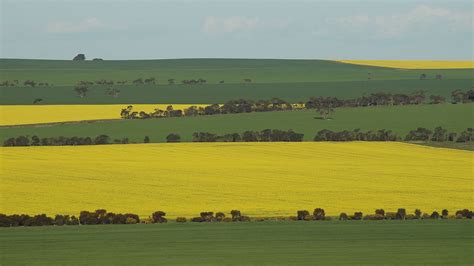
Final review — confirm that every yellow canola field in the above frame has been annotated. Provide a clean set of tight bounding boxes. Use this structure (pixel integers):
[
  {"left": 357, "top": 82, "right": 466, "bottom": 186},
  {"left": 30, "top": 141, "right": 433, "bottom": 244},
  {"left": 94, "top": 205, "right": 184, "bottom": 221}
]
[
  {"left": 0, "top": 104, "right": 207, "bottom": 126},
  {"left": 338, "top": 60, "right": 474, "bottom": 69},
  {"left": 1, "top": 142, "right": 472, "bottom": 218}
]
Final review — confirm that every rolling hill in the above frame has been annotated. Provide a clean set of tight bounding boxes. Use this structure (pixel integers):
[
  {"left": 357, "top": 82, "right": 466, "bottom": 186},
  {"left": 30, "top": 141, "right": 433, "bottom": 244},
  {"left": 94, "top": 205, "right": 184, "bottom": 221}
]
[{"left": 1, "top": 59, "right": 472, "bottom": 105}]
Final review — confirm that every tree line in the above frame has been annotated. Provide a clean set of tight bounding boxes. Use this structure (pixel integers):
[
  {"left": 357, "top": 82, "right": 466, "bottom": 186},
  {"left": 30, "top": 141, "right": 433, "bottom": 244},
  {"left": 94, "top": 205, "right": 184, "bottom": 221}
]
[
  {"left": 314, "top": 127, "right": 473, "bottom": 143},
  {"left": 296, "top": 208, "right": 473, "bottom": 221},
  {"left": 3, "top": 127, "right": 472, "bottom": 147},
  {"left": 1, "top": 208, "right": 472, "bottom": 227},
  {"left": 192, "top": 129, "right": 304, "bottom": 142},
  {"left": 120, "top": 89, "right": 474, "bottom": 120},
  {"left": 1, "top": 80, "right": 51, "bottom": 87},
  {"left": 3, "top": 134, "right": 130, "bottom": 147}
]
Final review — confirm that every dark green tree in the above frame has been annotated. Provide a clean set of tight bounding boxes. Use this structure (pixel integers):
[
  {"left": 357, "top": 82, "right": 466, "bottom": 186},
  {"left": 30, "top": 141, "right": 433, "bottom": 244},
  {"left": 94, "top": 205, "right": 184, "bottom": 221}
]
[{"left": 166, "top": 133, "right": 181, "bottom": 143}]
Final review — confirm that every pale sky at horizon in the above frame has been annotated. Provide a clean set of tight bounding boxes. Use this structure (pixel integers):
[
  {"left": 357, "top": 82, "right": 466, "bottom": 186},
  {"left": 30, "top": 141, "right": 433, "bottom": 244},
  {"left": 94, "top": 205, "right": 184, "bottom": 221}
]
[{"left": 1, "top": 0, "right": 473, "bottom": 60}]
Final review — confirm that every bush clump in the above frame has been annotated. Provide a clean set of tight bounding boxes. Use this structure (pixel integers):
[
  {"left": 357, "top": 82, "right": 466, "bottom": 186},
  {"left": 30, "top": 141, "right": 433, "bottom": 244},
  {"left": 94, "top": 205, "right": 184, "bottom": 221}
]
[
  {"left": 151, "top": 211, "right": 167, "bottom": 223},
  {"left": 176, "top": 217, "right": 187, "bottom": 223}
]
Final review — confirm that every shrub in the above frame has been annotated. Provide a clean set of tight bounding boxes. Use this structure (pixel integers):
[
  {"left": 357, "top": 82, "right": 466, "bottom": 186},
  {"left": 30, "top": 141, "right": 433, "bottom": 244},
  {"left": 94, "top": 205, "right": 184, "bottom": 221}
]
[
  {"left": 15, "top": 136, "right": 30, "bottom": 146},
  {"left": 441, "top": 209, "right": 449, "bottom": 218},
  {"left": 215, "top": 212, "right": 225, "bottom": 222},
  {"left": 125, "top": 217, "right": 138, "bottom": 224},
  {"left": 351, "top": 212, "right": 363, "bottom": 220},
  {"left": 339, "top": 213, "right": 348, "bottom": 221},
  {"left": 375, "top": 209, "right": 385, "bottom": 216},
  {"left": 364, "top": 214, "right": 384, "bottom": 220},
  {"left": 415, "top": 209, "right": 422, "bottom": 219},
  {"left": 455, "top": 209, "right": 472, "bottom": 219},
  {"left": 141, "top": 217, "right": 154, "bottom": 224},
  {"left": 191, "top": 217, "right": 203, "bottom": 222},
  {"left": 0, "top": 214, "right": 12, "bottom": 227},
  {"left": 200, "top": 212, "right": 215, "bottom": 222},
  {"left": 222, "top": 217, "right": 233, "bottom": 222},
  {"left": 430, "top": 211, "right": 440, "bottom": 219},
  {"left": 313, "top": 208, "right": 326, "bottom": 220},
  {"left": 297, "top": 210, "right": 310, "bottom": 221},
  {"left": 54, "top": 214, "right": 67, "bottom": 226},
  {"left": 73, "top": 54, "right": 86, "bottom": 61},
  {"left": 288, "top": 216, "right": 298, "bottom": 221},
  {"left": 95, "top": 209, "right": 107, "bottom": 224},
  {"left": 151, "top": 211, "right": 167, "bottom": 223},
  {"left": 125, "top": 213, "right": 140, "bottom": 224},
  {"left": 79, "top": 211, "right": 98, "bottom": 225},
  {"left": 110, "top": 214, "right": 127, "bottom": 224},
  {"left": 176, "top": 217, "right": 187, "bottom": 223},
  {"left": 68, "top": 216, "right": 80, "bottom": 225},
  {"left": 397, "top": 208, "right": 406, "bottom": 220},
  {"left": 24, "top": 214, "right": 54, "bottom": 226},
  {"left": 240, "top": 216, "right": 251, "bottom": 222},
  {"left": 385, "top": 212, "right": 397, "bottom": 220},
  {"left": 166, "top": 133, "right": 181, "bottom": 143},
  {"left": 421, "top": 213, "right": 431, "bottom": 219},
  {"left": 144, "top": 136, "right": 150, "bottom": 143},
  {"left": 94, "top": 135, "right": 110, "bottom": 145},
  {"left": 231, "top": 210, "right": 241, "bottom": 221}
]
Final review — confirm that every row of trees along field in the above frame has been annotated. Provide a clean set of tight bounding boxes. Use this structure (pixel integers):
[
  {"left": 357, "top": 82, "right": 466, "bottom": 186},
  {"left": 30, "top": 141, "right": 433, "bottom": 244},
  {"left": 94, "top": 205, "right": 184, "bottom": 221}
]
[
  {"left": 191, "top": 129, "right": 304, "bottom": 142},
  {"left": 3, "top": 127, "right": 473, "bottom": 147},
  {"left": 120, "top": 89, "right": 474, "bottom": 120},
  {"left": 0, "top": 68, "right": 452, "bottom": 88},
  {"left": 1, "top": 208, "right": 472, "bottom": 227},
  {"left": 314, "top": 127, "right": 473, "bottom": 142}
]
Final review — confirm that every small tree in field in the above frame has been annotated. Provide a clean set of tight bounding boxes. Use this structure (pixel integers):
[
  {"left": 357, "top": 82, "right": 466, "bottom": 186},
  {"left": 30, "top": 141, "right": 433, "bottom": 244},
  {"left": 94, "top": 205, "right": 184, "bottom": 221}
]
[
  {"left": 152, "top": 211, "right": 167, "bottom": 223},
  {"left": 339, "top": 213, "right": 348, "bottom": 220},
  {"left": 106, "top": 88, "right": 120, "bottom": 98},
  {"left": 297, "top": 210, "right": 310, "bottom": 220},
  {"left": 74, "top": 86, "right": 89, "bottom": 98},
  {"left": 313, "top": 208, "right": 325, "bottom": 220},
  {"left": 415, "top": 209, "right": 422, "bottom": 219},
  {"left": 231, "top": 210, "right": 241, "bottom": 221},
  {"left": 442, "top": 209, "right": 449, "bottom": 218},
  {"left": 166, "top": 133, "right": 181, "bottom": 143},
  {"left": 317, "top": 105, "right": 334, "bottom": 120},
  {"left": 73, "top": 54, "right": 86, "bottom": 61}
]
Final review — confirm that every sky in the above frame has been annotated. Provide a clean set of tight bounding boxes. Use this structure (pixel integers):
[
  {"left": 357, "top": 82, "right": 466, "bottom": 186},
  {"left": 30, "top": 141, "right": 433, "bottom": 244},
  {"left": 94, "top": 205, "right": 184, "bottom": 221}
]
[{"left": 1, "top": 0, "right": 472, "bottom": 60}]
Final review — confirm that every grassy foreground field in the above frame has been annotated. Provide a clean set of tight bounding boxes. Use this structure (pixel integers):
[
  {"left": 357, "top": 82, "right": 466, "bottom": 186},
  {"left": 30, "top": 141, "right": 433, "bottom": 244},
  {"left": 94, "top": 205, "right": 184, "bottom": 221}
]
[
  {"left": 1, "top": 142, "right": 471, "bottom": 218},
  {"left": 2, "top": 58, "right": 472, "bottom": 85},
  {"left": 1, "top": 104, "right": 471, "bottom": 142},
  {"left": 1, "top": 221, "right": 472, "bottom": 265},
  {"left": 2, "top": 79, "right": 472, "bottom": 105}
]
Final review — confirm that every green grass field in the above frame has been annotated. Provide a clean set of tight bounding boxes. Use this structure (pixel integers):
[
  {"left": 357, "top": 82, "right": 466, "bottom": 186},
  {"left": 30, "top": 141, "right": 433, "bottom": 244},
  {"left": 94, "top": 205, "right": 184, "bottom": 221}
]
[
  {"left": 1, "top": 104, "right": 471, "bottom": 144},
  {"left": 0, "top": 221, "right": 472, "bottom": 265},
  {"left": 2, "top": 58, "right": 473, "bottom": 85},
  {"left": 1, "top": 59, "right": 472, "bottom": 104}
]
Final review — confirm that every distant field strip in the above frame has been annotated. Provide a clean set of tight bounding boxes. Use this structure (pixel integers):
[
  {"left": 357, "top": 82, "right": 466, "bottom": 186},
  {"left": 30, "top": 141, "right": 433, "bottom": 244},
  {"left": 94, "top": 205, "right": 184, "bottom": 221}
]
[
  {"left": 1, "top": 142, "right": 471, "bottom": 217},
  {"left": 339, "top": 60, "right": 474, "bottom": 69},
  {"left": 1, "top": 104, "right": 471, "bottom": 143},
  {"left": 0, "top": 104, "right": 206, "bottom": 126}
]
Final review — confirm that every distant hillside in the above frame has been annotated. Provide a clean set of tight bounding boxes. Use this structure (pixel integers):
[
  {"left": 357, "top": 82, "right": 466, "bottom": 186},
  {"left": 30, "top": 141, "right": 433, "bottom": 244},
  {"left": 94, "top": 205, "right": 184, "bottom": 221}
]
[{"left": 0, "top": 59, "right": 472, "bottom": 104}]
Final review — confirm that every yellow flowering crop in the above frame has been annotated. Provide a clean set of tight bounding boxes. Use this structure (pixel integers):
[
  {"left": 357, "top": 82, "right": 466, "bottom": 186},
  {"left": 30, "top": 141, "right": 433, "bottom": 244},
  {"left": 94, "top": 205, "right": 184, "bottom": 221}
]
[
  {"left": 1, "top": 142, "right": 472, "bottom": 218},
  {"left": 0, "top": 104, "right": 208, "bottom": 126},
  {"left": 338, "top": 60, "right": 473, "bottom": 69}
]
